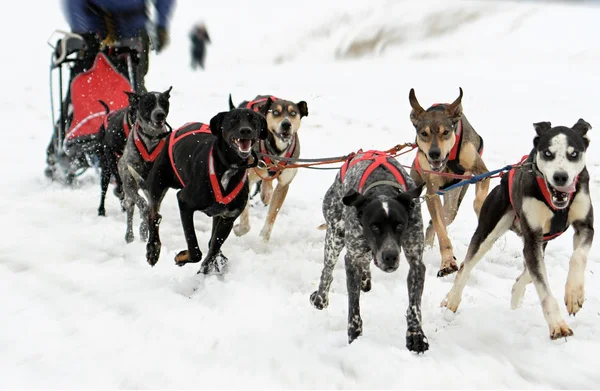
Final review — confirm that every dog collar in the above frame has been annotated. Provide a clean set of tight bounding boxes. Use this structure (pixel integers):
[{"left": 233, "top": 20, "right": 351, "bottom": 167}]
[
  {"left": 208, "top": 146, "right": 248, "bottom": 204},
  {"left": 259, "top": 133, "right": 297, "bottom": 173}
]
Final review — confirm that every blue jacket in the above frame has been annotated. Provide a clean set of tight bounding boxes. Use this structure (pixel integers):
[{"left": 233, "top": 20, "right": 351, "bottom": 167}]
[{"left": 64, "top": 0, "right": 174, "bottom": 38}]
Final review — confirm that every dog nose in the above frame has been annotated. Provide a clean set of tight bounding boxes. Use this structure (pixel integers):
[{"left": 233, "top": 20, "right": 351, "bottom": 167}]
[
  {"left": 428, "top": 149, "right": 441, "bottom": 160},
  {"left": 381, "top": 249, "right": 399, "bottom": 269},
  {"left": 553, "top": 171, "right": 569, "bottom": 186},
  {"left": 239, "top": 127, "right": 253, "bottom": 137},
  {"left": 281, "top": 121, "right": 291, "bottom": 131},
  {"left": 155, "top": 112, "right": 166, "bottom": 121}
]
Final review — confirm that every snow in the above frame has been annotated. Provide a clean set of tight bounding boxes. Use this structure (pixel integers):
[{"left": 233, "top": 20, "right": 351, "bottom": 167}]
[{"left": 2, "top": 0, "right": 600, "bottom": 388}]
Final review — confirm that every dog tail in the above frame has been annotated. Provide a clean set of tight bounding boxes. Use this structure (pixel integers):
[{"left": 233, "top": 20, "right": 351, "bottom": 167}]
[
  {"left": 127, "top": 164, "right": 150, "bottom": 199},
  {"left": 317, "top": 223, "right": 327, "bottom": 230},
  {"left": 228, "top": 93, "right": 236, "bottom": 110},
  {"left": 98, "top": 100, "right": 110, "bottom": 114}
]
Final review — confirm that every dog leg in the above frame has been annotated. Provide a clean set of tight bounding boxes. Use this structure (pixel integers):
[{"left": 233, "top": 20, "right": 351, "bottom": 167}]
[
  {"left": 146, "top": 188, "right": 168, "bottom": 267},
  {"left": 132, "top": 191, "right": 149, "bottom": 241},
  {"left": 108, "top": 154, "right": 125, "bottom": 210},
  {"left": 470, "top": 154, "right": 490, "bottom": 217},
  {"left": 124, "top": 193, "right": 135, "bottom": 243},
  {"left": 424, "top": 186, "right": 467, "bottom": 247},
  {"left": 98, "top": 153, "right": 110, "bottom": 216},
  {"left": 346, "top": 251, "right": 368, "bottom": 344},
  {"left": 424, "top": 184, "right": 457, "bottom": 277},
  {"left": 442, "top": 208, "right": 514, "bottom": 311},
  {"left": 310, "top": 226, "right": 345, "bottom": 310},
  {"left": 565, "top": 218, "right": 593, "bottom": 316},
  {"left": 174, "top": 195, "right": 203, "bottom": 267},
  {"left": 233, "top": 202, "right": 251, "bottom": 237},
  {"left": 402, "top": 215, "right": 428, "bottom": 353},
  {"left": 260, "top": 182, "right": 290, "bottom": 242},
  {"left": 198, "top": 216, "right": 236, "bottom": 274},
  {"left": 261, "top": 179, "right": 274, "bottom": 206},
  {"left": 361, "top": 263, "right": 372, "bottom": 293}
]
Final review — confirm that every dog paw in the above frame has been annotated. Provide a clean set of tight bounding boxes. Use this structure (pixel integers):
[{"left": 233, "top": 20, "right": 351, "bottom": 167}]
[
  {"left": 233, "top": 223, "right": 250, "bottom": 237},
  {"left": 361, "top": 272, "right": 372, "bottom": 293},
  {"left": 146, "top": 241, "right": 161, "bottom": 267},
  {"left": 437, "top": 257, "right": 458, "bottom": 278},
  {"left": 565, "top": 283, "right": 585, "bottom": 316},
  {"left": 175, "top": 250, "right": 202, "bottom": 267},
  {"left": 259, "top": 228, "right": 272, "bottom": 243},
  {"left": 406, "top": 330, "right": 429, "bottom": 353},
  {"left": 98, "top": 207, "right": 106, "bottom": 217},
  {"left": 347, "top": 315, "right": 363, "bottom": 344},
  {"left": 549, "top": 321, "right": 574, "bottom": 340},
  {"left": 197, "top": 253, "right": 228, "bottom": 275},
  {"left": 125, "top": 231, "right": 134, "bottom": 244},
  {"left": 309, "top": 291, "right": 329, "bottom": 310},
  {"left": 440, "top": 290, "right": 461, "bottom": 312}
]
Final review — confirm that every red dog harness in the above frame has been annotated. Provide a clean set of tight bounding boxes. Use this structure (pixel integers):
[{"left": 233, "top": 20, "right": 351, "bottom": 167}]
[
  {"left": 246, "top": 96, "right": 279, "bottom": 112},
  {"left": 132, "top": 124, "right": 166, "bottom": 162},
  {"left": 259, "top": 134, "right": 297, "bottom": 176},
  {"left": 507, "top": 155, "right": 576, "bottom": 241},
  {"left": 340, "top": 150, "right": 406, "bottom": 193},
  {"left": 168, "top": 122, "right": 247, "bottom": 205}
]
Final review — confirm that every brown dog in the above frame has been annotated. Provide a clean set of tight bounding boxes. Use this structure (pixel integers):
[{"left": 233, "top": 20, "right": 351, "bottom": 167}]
[
  {"left": 229, "top": 94, "right": 309, "bottom": 242},
  {"left": 409, "top": 88, "right": 489, "bottom": 277}
]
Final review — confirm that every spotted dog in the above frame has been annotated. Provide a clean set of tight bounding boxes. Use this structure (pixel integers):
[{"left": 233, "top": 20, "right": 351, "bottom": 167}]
[
  {"left": 309, "top": 150, "right": 428, "bottom": 352},
  {"left": 442, "top": 119, "right": 594, "bottom": 340},
  {"left": 409, "top": 87, "right": 489, "bottom": 277},
  {"left": 116, "top": 87, "right": 172, "bottom": 243},
  {"left": 228, "top": 94, "right": 309, "bottom": 242}
]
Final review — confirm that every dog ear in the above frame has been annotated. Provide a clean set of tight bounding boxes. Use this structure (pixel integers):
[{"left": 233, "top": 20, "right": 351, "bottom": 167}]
[
  {"left": 572, "top": 118, "right": 591, "bottom": 135},
  {"left": 445, "top": 87, "right": 463, "bottom": 121},
  {"left": 342, "top": 189, "right": 368, "bottom": 210},
  {"left": 209, "top": 111, "right": 228, "bottom": 138},
  {"left": 257, "top": 97, "right": 273, "bottom": 117},
  {"left": 533, "top": 121, "right": 552, "bottom": 135},
  {"left": 296, "top": 101, "right": 309, "bottom": 118},
  {"left": 125, "top": 91, "right": 140, "bottom": 108},
  {"left": 395, "top": 183, "right": 424, "bottom": 209},
  {"left": 409, "top": 88, "right": 425, "bottom": 126},
  {"left": 228, "top": 93, "right": 236, "bottom": 110},
  {"left": 258, "top": 114, "right": 269, "bottom": 140},
  {"left": 162, "top": 86, "right": 173, "bottom": 98}
]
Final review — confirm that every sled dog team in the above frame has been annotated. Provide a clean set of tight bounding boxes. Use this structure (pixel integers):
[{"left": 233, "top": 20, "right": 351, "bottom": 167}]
[{"left": 92, "top": 86, "right": 593, "bottom": 353}]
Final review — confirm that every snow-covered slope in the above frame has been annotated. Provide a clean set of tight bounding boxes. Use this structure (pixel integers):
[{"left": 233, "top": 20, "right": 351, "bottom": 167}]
[{"left": 2, "top": 0, "right": 600, "bottom": 388}]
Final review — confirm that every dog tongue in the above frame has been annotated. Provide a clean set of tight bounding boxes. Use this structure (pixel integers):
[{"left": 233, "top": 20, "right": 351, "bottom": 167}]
[
  {"left": 554, "top": 182, "right": 577, "bottom": 194},
  {"left": 238, "top": 139, "right": 252, "bottom": 152}
]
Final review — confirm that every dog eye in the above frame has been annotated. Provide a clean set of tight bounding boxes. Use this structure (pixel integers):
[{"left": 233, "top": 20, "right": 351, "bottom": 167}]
[
  {"left": 442, "top": 130, "right": 450, "bottom": 136},
  {"left": 290, "top": 111, "right": 297, "bottom": 116},
  {"left": 570, "top": 151, "right": 579, "bottom": 158},
  {"left": 396, "top": 223, "right": 404, "bottom": 231},
  {"left": 272, "top": 110, "right": 280, "bottom": 116},
  {"left": 543, "top": 150, "right": 553, "bottom": 158},
  {"left": 370, "top": 224, "right": 380, "bottom": 233},
  {"left": 420, "top": 131, "right": 428, "bottom": 137}
]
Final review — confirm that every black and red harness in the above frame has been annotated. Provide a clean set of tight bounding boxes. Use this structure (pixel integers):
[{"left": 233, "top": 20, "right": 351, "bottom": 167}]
[
  {"left": 168, "top": 122, "right": 247, "bottom": 205},
  {"left": 246, "top": 96, "right": 278, "bottom": 112},
  {"left": 413, "top": 104, "right": 484, "bottom": 189},
  {"left": 105, "top": 110, "right": 167, "bottom": 162},
  {"left": 506, "top": 155, "right": 576, "bottom": 241},
  {"left": 340, "top": 150, "right": 407, "bottom": 193},
  {"left": 258, "top": 134, "right": 298, "bottom": 177}
]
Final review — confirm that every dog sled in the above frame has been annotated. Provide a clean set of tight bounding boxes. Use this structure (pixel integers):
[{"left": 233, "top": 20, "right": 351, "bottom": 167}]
[{"left": 46, "top": 30, "right": 138, "bottom": 184}]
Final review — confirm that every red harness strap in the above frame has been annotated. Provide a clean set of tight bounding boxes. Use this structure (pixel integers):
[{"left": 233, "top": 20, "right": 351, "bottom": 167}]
[
  {"left": 246, "top": 96, "right": 279, "bottom": 112},
  {"left": 169, "top": 122, "right": 247, "bottom": 205},
  {"left": 260, "top": 134, "right": 297, "bottom": 174},
  {"left": 340, "top": 150, "right": 406, "bottom": 193},
  {"left": 507, "top": 155, "right": 576, "bottom": 241},
  {"left": 132, "top": 124, "right": 166, "bottom": 163}
]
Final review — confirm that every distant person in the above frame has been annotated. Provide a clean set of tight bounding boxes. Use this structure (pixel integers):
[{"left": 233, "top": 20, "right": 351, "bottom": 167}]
[{"left": 190, "top": 23, "right": 210, "bottom": 70}]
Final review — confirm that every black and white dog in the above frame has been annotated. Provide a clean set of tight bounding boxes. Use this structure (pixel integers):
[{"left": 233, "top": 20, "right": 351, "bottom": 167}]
[
  {"left": 116, "top": 87, "right": 172, "bottom": 243},
  {"left": 132, "top": 106, "right": 269, "bottom": 274},
  {"left": 309, "top": 151, "right": 428, "bottom": 352},
  {"left": 442, "top": 119, "right": 594, "bottom": 340}
]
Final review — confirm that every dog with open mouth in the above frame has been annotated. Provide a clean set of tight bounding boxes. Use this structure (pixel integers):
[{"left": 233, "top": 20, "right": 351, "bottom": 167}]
[
  {"left": 228, "top": 94, "right": 309, "bottom": 242},
  {"left": 441, "top": 119, "right": 594, "bottom": 340},
  {"left": 130, "top": 105, "right": 270, "bottom": 274},
  {"left": 409, "top": 87, "right": 490, "bottom": 277}
]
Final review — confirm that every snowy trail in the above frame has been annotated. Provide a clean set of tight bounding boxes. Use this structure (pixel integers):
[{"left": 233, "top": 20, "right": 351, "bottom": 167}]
[{"left": 2, "top": 0, "right": 600, "bottom": 389}]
